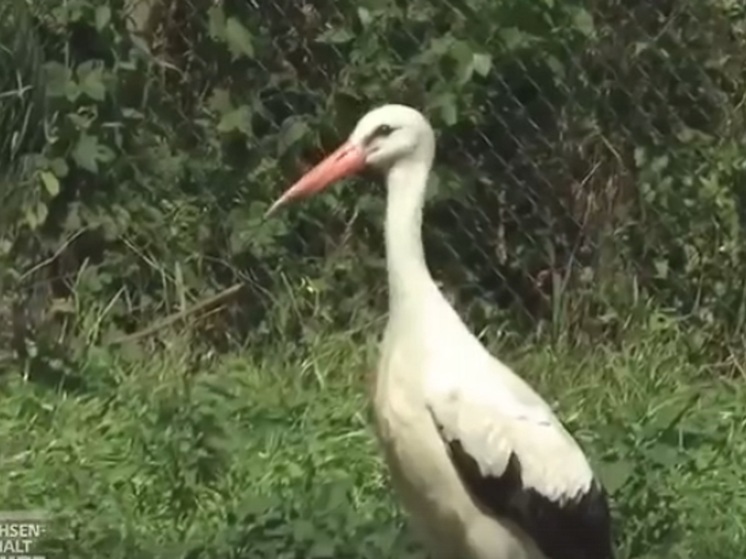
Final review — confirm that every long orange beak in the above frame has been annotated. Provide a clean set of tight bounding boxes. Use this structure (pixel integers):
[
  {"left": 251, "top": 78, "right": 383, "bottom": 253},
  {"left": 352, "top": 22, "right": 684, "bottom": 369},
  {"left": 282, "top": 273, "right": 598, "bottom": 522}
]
[{"left": 265, "top": 141, "right": 366, "bottom": 217}]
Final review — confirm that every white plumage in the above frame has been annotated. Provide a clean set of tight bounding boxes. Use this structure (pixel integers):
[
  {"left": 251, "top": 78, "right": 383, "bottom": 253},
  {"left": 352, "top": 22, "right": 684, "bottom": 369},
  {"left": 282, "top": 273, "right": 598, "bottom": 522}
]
[{"left": 267, "top": 104, "right": 614, "bottom": 559}]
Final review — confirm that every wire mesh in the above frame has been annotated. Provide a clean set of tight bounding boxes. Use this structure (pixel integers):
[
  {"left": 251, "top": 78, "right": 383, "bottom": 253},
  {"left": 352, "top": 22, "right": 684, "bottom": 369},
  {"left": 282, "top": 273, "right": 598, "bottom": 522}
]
[{"left": 3, "top": 0, "right": 746, "bottom": 350}]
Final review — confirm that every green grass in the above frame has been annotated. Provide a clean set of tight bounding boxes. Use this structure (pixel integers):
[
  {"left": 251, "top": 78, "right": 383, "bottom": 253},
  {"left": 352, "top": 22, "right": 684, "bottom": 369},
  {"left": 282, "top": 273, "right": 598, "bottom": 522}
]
[{"left": 1, "top": 316, "right": 746, "bottom": 558}]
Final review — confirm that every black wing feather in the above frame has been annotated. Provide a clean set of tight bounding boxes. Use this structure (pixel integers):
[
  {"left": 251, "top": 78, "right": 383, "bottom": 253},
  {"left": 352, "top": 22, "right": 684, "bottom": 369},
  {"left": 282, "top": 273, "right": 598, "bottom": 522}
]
[{"left": 448, "top": 439, "right": 615, "bottom": 559}]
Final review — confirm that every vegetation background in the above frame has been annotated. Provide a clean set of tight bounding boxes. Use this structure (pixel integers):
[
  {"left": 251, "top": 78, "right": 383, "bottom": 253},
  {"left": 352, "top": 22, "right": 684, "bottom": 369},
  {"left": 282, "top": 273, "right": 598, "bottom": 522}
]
[{"left": 2, "top": 0, "right": 746, "bottom": 557}]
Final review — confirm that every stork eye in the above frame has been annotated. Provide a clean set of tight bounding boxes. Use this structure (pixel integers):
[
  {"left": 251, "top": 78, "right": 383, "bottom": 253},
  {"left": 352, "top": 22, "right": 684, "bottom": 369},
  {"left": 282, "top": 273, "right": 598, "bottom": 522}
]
[
  {"left": 364, "top": 124, "right": 397, "bottom": 147},
  {"left": 374, "top": 124, "right": 395, "bottom": 138}
]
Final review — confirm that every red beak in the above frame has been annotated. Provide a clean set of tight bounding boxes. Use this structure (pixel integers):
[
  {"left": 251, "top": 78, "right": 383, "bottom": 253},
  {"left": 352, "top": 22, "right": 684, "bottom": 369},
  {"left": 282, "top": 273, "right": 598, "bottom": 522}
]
[{"left": 265, "top": 141, "right": 366, "bottom": 217}]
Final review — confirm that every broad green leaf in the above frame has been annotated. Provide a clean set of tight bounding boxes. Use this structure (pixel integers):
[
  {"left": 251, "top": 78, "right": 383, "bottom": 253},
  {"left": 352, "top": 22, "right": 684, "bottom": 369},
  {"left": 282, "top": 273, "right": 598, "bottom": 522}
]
[
  {"left": 95, "top": 5, "right": 111, "bottom": 31},
  {"left": 448, "top": 41, "right": 473, "bottom": 66},
  {"left": 207, "top": 5, "right": 226, "bottom": 39},
  {"left": 97, "top": 144, "right": 116, "bottom": 163},
  {"left": 499, "top": 28, "right": 527, "bottom": 51},
  {"left": 450, "top": 39, "right": 473, "bottom": 84},
  {"left": 130, "top": 34, "right": 151, "bottom": 55},
  {"left": 78, "top": 65, "right": 106, "bottom": 101},
  {"left": 634, "top": 147, "right": 647, "bottom": 167},
  {"left": 654, "top": 259, "right": 669, "bottom": 279},
  {"left": 67, "top": 112, "right": 91, "bottom": 130},
  {"left": 40, "top": 171, "right": 60, "bottom": 196},
  {"left": 73, "top": 133, "right": 103, "bottom": 173},
  {"left": 634, "top": 41, "right": 651, "bottom": 56},
  {"left": 26, "top": 202, "right": 48, "bottom": 230},
  {"left": 572, "top": 8, "right": 595, "bottom": 37},
  {"left": 308, "top": 539, "right": 336, "bottom": 557},
  {"left": 224, "top": 17, "right": 254, "bottom": 59},
  {"left": 121, "top": 108, "right": 144, "bottom": 119},
  {"left": 208, "top": 88, "right": 233, "bottom": 113},
  {"left": 357, "top": 8, "right": 373, "bottom": 26},
  {"left": 65, "top": 81, "right": 81, "bottom": 102},
  {"left": 442, "top": 103, "right": 457, "bottom": 125},
  {"left": 50, "top": 158, "right": 69, "bottom": 178},
  {"left": 44, "top": 62, "right": 72, "bottom": 98},
  {"left": 67, "top": 3, "right": 84, "bottom": 22},
  {"left": 472, "top": 53, "right": 492, "bottom": 77},
  {"left": 646, "top": 442, "right": 681, "bottom": 468},
  {"left": 49, "top": 297, "right": 74, "bottom": 316},
  {"left": 545, "top": 55, "right": 565, "bottom": 78},
  {"left": 651, "top": 155, "right": 670, "bottom": 174},
  {"left": 277, "top": 119, "right": 309, "bottom": 155},
  {"left": 217, "top": 105, "right": 251, "bottom": 135},
  {"left": 317, "top": 28, "right": 355, "bottom": 44},
  {"left": 432, "top": 94, "right": 458, "bottom": 126},
  {"left": 597, "top": 459, "right": 634, "bottom": 495}
]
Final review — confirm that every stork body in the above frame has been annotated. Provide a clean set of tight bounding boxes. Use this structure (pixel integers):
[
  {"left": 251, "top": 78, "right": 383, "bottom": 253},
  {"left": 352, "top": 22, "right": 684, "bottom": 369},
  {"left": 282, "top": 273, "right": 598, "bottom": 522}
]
[{"left": 267, "top": 105, "right": 614, "bottom": 559}]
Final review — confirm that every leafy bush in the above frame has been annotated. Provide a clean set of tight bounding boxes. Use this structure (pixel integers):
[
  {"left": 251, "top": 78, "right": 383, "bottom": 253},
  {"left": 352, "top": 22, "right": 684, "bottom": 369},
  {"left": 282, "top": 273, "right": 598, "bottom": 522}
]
[{"left": 2, "top": 0, "right": 746, "bottom": 360}]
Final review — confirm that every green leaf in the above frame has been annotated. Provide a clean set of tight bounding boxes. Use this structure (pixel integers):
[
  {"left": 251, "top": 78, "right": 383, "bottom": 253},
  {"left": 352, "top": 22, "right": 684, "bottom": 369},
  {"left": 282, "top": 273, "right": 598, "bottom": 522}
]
[
  {"left": 73, "top": 134, "right": 100, "bottom": 173},
  {"left": 471, "top": 53, "right": 492, "bottom": 77},
  {"left": 121, "top": 108, "right": 144, "bottom": 119},
  {"left": 78, "top": 63, "right": 106, "bottom": 101},
  {"left": 634, "top": 148, "right": 647, "bottom": 169},
  {"left": 50, "top": 158, "right": 69, "bottom": 178},
  {"left": 646, "top": 442, "right": 681, "bottom": 468},
  {"left": 432, "top": 94, "right": 458, "bottom": 126},
  {"left": 450, "top": 40, "right": 473, "bottom": 85},
  {"left": 651, "top": 155, "right": 670, "bottom": 174},
  {"left": 572, "top": 8, "right": 595, "bottom": 37},
  {"left": 357, "top": 8, "right": 373, "bottom": 26},
  {"left": 44, "top": 62, "right": 72, "bottom": 98},
  {"left": 130, "top": 34, "right": 151, "bottom": 55},
  {"left": 72, "top": 134, "right": 113, "bottom": 173},
  {"left": 97, "top": 145, "right": 116, "bottom": 164},
  {"left": 442, "top": 103, "right": 457, "bottom": 125},
  {"left": 208, "top": 88, "right": 233, "bottom": 114},
  {"left": 597, "top": 459, "right": 634, "bottom": 495},
  {"left": 224, "top": 17, "right": 254, "bottom": 59},
  {"left": 277, "top": 119, "right": 309, "bottom": 155},
  {"left": 67, "top": 112, "right": 92, "bottom": 130},
  {"left": 654, "top": 259, "right": 669, "bottom": 279},
  {"left": 499, "top": 28, "right": 528, "bottom": 51},
  {"left": 217, "top": 105, "right": 251, "bottom": 135},
  {"left": 26, "top": 202, "right": 48, "bottom": 230},
  {"left": 308, "top": 538, "right": 336, "bottom": 557},
  {"left": 207, "top": 5, "right": 226, "bottom": 39},
  {"left": 545, "top": 55, "right": 566, "bottom": 79},
  {"left": 35, "top": 202, "right": 48, "bottom": 225},
  {"left": 40, "top": 171, "right": 60, "bottom": 197},
  {"left": 95, "top": 5, "right": 111, "bottom": 31},
  {"left": 317, "top": 27, "right": 355, "bottom": 44}
]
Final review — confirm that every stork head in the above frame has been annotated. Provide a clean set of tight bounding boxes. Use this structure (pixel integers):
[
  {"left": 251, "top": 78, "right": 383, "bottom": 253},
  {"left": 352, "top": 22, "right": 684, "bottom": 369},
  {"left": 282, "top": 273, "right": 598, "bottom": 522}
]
[{"left": 265, "top": 104, "right": 435, "bottom": 217}]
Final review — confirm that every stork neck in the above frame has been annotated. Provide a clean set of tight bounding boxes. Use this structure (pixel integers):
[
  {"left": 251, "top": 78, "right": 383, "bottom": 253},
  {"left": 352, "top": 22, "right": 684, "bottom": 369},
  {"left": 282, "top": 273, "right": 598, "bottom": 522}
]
[{"left": 384, "top": 160, "right": 435, "bottom": 310}]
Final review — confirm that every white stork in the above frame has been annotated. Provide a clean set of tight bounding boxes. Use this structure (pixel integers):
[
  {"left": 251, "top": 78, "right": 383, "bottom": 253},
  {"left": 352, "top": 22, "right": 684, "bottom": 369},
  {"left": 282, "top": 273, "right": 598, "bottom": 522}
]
[{"left": 266, "top": 104, "right": 615, "bottom": 559}]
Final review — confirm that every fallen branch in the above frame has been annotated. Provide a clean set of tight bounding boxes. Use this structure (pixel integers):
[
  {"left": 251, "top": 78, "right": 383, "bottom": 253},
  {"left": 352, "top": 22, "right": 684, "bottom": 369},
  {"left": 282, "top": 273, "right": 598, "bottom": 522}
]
[{"left": 108, "top": 282, "right": 244, "bottom": 346}]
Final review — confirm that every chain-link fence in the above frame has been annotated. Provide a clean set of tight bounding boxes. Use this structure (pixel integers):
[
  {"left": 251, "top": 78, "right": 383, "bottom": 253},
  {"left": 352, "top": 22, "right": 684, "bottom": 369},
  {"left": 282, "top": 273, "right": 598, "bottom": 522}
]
[{"left": 2, "top": 0, "right": 746, "bottom": 359}]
